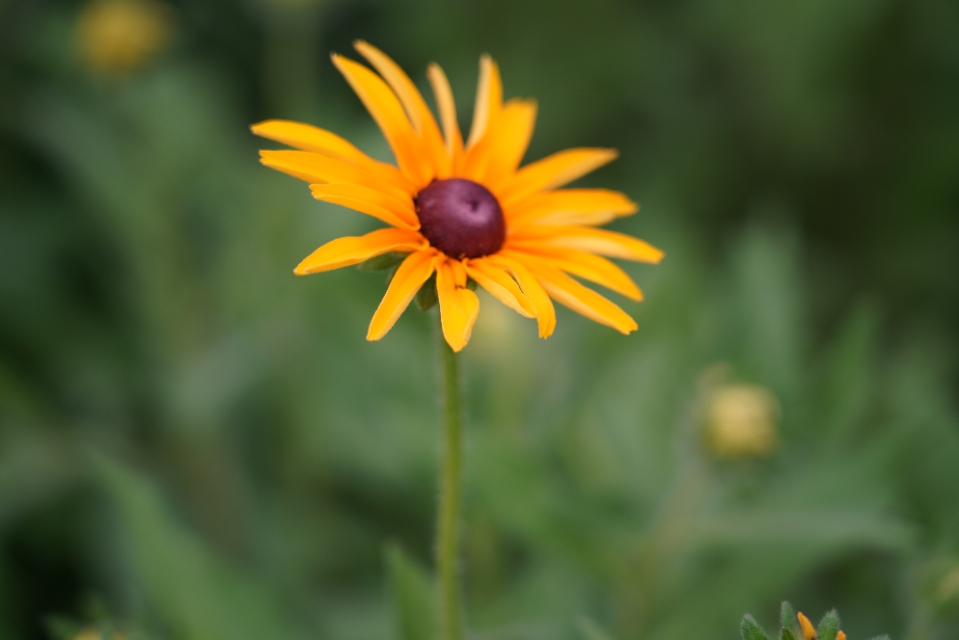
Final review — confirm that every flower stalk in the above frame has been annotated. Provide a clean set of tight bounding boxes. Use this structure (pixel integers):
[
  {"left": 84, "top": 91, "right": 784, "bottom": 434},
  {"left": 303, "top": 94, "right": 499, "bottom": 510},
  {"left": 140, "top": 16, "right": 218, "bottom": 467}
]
[{"left": 435, "top": 313, "right": 464, "bottom": 640}]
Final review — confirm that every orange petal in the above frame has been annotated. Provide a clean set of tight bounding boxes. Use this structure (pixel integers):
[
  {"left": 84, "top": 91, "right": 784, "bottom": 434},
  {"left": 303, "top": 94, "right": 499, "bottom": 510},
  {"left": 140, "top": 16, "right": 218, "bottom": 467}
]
[
  {"left": 510, "top": 226, "right": 664, "bottom": 263},
  {"left": 466, "top": 54, "right": 502, "bottom": 149},
  {"left": 367, "top": 250, "right": 437, "bottom": 341},
  {"left": 522, "top": 260, "right": 637, "bottom": 335},
  {"left": 253, "top": 121, "right": 416, "bottom": 195},
  {"left": 463, "top": 98, "right": 537, "bottom": 188},
  {"left": 464, "top": 259, "right": 535, "bottom": 318},
  {"left": 836, "top": 633, "right": 846, "bottom": 640},
  {"left": 311, "top": 184, "right": 419, "bottom": 230},
  {"left": 436, "top": 259, "right": 480, "bottom": 352},
  {"left": 498, "top": 148, "right": 619, "bottom": 207},
  {"left": 797, "top": 613, "right": 816, "bottom": 640},
  {"left": 331, "top": 53, "right": 430, "bottom": 186},
  {"left": 294, "top": 228, "right": 426, "bottom": 275},
  {"left": 353, "top": 41, "right": 449, "bottom": 177},
  {"left": 253, "top": 120, "right": 371, "bottom": 164},
  {"left": 504, "top": 246, "right": 642, "bottom": 301},
  {"left": 427, "top": 63, "right": 464, "bottom": 167},
  {"left": 484, "top": 255, "right": 556, "bottom": 338},
  {"left": 507, "top": 188, "right": 637, "bottom": 225},
  {"left": 259, "top": 150, "right": 411, "bottom": 199}
]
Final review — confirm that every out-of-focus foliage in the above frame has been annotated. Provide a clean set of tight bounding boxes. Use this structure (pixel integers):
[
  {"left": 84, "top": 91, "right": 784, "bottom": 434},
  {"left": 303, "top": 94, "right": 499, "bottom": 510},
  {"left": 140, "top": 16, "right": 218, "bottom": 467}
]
[{"left": 1, "top": 1, "right": 958, "bottom": 640}]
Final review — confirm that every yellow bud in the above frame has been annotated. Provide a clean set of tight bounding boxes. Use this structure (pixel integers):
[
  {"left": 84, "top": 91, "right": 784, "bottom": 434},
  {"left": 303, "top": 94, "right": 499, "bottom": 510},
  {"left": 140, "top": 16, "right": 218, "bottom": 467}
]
[
  {"left": 836, "top": 631, "right": 846, "bottom": 640},
  {"left": 706, "top": 383, "right": 780, "bottom": 458},
  {"left": 75, "top": 0, "right": 173, "bottom": 75},
  {"left": 797, "top": 612, "right": 816, "bottom": 640}
]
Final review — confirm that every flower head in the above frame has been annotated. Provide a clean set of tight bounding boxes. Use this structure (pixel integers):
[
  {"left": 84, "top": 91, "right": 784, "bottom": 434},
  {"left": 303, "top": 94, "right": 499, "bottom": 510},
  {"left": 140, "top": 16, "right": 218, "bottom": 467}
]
[
  {"left": 254, "top": 42, "right": 663, "bottom": 351},
  {"left": 75, "top": 0, "right": 173, "bottom": 75},
  {"left": 706, "top": 383, "right": 780, "bottom": 458}
]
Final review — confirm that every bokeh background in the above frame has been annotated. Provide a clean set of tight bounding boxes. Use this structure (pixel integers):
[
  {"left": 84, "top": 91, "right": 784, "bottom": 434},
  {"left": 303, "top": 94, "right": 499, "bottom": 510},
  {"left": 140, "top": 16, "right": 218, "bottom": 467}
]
[{"left": 1, "top": 0, "right": 959, "bottom": 639}]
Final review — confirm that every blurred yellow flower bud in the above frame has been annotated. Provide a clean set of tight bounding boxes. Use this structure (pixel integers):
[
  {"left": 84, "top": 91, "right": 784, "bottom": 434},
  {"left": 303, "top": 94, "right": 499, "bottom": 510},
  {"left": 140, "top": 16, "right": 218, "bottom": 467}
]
[
  {"left": 75, "top": 0, "right": 173, "bottom": 75},
  {"left": 73, "top": 629, "right": 102, "bottom": 640},
  {"left": 705, "top": 383, "right": 780, "bottom": 458}
]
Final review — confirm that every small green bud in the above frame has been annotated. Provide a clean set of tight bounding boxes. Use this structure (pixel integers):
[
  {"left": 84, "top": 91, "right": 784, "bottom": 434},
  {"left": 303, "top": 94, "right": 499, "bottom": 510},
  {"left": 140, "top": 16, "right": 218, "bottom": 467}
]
[{"left": 741, "top": 614, "right": 770, "bottom": 640}]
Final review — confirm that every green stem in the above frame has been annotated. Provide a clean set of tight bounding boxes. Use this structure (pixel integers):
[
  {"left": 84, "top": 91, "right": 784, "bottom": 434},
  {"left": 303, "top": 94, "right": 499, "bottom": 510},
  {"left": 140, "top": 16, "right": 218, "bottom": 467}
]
[{"left": 435, "top": 317, "right": 464, "bottom": 640}]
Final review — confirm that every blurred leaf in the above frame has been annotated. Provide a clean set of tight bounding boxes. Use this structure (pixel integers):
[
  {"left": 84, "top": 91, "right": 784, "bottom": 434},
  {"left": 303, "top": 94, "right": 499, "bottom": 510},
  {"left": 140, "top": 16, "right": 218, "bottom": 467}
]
[
  {"left": 384, "top": 543, "right": 435, "bottom": 640},
  {"left": 93, "top": 455, "right": 308, "bottom": 640},
  {"left": 577, "top": 616, "right": 617, "bottom": 640}
]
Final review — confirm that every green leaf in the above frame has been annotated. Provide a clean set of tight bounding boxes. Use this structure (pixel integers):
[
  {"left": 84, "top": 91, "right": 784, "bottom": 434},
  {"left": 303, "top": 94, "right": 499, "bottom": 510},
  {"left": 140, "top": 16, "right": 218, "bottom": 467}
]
[
  {"left": 358, "top": 251, "right": 409, "bottom": 271},
  {"left": 385, "top": 543, "right": 435, "bottom": 640},
  {"left": 741, "top": 614, "right": 771, "bottom": 640},
  {"left": 576, "top": 616, "right": 616, "bottom": 640},
  {"left": 865, "top": 636, "right": 891, "bottom": 640},
  {"left": 817, "top": 610, "right": 841, "bottom": 640},
  {"left": 416, "top": 274, "right": 438, "bottom": 311}
]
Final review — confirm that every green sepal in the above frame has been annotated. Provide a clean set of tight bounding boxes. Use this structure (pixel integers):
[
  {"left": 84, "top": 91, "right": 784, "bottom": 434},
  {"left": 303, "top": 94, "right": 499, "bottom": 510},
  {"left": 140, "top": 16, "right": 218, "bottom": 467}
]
[
  {"left": 781, "top": 628, "right": 797, "bottom": 640},
  {"left": 384, "top": 543, "right": 435, "bottom": 640},
  {"left": 358, "top": 251, "right": 409, "bottom": 271},
  {"left": 741, "top": 614, "right": 771, "bottom": 640},
  {"left": 466, "top": 278, "right": 477, "bottom": 291},
  {"left": 416, "top": 274, "right": 438, "bottom": 311},
  {"left": 817, "top": 609, "right": 840, "bottom": 640},
  {"left": 780, "top": 602, "right": 797, "bottom": 631}
]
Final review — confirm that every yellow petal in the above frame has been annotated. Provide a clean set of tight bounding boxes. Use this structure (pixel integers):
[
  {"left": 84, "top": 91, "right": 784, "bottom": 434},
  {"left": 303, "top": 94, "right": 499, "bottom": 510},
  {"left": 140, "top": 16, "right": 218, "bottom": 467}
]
[
  {"left": 294, "top": 228, "right": 426, "bottom": 275},
  {"left": 797, "top": 613, "right": 816, "bottom": 640},
  {"left": 466, "top": 54, "right": 502, "bottom": 149},
  {"left": 484, "top": 255, "right": 556, "bottom": 338},
  {"left": 259, "top": 150, "right": 410, "bottom": 199},
  {"left": 463, "top": 98, "right": 537, "bottom": 189},
  {"left": 311, "top": 184, "right": 419, "bottom": 230},
  {"left": 353, "top": 41, "right": 450, "bottom": 177},
  {"left": 504, "top": 246, "right": 642, "bottom": 301},
  {"left": 510, "top": 226, "right": 664, "bottom": 263},
  {"left": 367, "top": 250, "right": 437, "bottom": 341},
  {"left": 506, "top": 188, "right": 637, "bottom": 225},
  {"left": 331, "top": 53, "right": 430, "bottom": 186},
  {"left": 253, "top": 121, "right": 416, "bottom": 195},
  {"left": 436, "top": 259, "right": 480, "bottom": 352},
  {"left": 464, "top": 259, "right": 535, "bottom": 318},
  {"left": 427, "top": 63, "right": 464, "bottom": 167},
  {"left": 498, "top": 148, "right": 619, "bottom": 207},
  {"left": 522, "top": 260, "right": 637, "bottom": 335},
  {"left": 253, "top": 120, "right": 371, "bottom": 164}
]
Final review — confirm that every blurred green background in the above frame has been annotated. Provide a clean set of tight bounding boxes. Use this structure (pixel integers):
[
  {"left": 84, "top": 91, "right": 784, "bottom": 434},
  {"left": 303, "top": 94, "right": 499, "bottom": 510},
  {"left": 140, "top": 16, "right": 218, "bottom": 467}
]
[{"left": 1, "top": 0, "right": 958, "bottom": 639}]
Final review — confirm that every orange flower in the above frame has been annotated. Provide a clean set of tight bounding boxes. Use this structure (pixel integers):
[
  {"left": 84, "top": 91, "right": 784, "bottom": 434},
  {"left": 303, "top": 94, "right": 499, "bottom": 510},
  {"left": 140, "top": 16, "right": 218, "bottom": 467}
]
[{"left": 254, "top": 42, "right": 662, "bottom": 351}]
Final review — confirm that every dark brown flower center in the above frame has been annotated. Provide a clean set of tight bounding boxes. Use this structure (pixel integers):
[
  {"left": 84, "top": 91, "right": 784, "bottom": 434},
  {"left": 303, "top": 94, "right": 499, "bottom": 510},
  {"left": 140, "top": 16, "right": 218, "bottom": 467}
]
[{"left": 414, "top": 178, "right": 505, "bottom": 259}]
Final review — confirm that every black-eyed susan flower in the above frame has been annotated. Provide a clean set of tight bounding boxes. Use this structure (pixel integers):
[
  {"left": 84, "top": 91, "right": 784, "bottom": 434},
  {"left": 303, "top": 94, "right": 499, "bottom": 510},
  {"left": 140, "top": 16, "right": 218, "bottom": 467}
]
[{"left": 253, "top": 42, "right": 662, "bottom": 351}]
